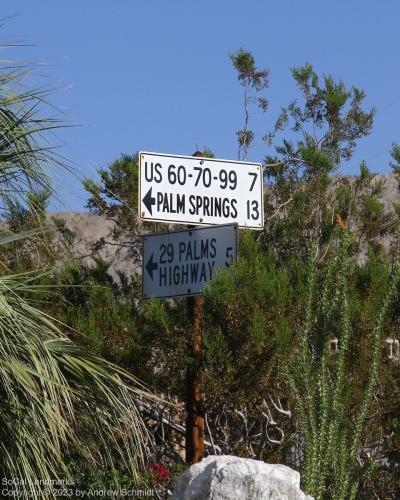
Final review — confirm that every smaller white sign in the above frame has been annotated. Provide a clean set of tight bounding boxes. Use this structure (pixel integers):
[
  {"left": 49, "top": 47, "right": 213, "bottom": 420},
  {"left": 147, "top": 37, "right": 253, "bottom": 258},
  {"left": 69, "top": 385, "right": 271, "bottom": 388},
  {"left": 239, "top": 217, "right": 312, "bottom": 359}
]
[{"left": 142, "top": 224, "right": 238, "bottom": 299}]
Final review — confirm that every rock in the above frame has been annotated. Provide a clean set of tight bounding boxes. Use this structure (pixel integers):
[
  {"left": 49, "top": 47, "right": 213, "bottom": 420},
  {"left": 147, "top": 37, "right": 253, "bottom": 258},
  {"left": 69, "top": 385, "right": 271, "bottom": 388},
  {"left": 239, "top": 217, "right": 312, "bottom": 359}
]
[{"left": 172, "top": 455, "right": 313, "bottom": 500}]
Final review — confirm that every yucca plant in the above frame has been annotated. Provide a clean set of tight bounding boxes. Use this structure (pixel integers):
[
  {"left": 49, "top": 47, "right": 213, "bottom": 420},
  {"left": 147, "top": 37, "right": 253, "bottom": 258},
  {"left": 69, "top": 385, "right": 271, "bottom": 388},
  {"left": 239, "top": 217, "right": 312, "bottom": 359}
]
[
  {"left": 285, "top": 231, "right": 400, "bottom": 499},
  {"left": 0, "top": 47, "right": 153, "bottom": 497}
]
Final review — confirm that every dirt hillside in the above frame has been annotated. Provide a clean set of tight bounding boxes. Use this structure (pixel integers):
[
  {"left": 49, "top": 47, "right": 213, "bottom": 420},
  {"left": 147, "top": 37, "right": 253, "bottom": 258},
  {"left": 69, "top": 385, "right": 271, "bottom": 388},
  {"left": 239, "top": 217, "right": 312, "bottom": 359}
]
[{"left": 52, "top": 173, "right": 400, "bottom": 278}]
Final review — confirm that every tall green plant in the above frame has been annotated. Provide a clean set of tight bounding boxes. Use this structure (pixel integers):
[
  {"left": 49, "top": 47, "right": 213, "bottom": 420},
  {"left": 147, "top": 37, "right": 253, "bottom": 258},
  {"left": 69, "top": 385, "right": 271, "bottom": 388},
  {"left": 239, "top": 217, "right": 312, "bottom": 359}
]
[
  {"left": 262, "top": 63, "right": 376, "bottom": 262},
  {"left": 285, "top": 231, "right": 400, "bottom": 499},
  {"left": 230, "top": 48, "right": 269, "bottom": 160}
]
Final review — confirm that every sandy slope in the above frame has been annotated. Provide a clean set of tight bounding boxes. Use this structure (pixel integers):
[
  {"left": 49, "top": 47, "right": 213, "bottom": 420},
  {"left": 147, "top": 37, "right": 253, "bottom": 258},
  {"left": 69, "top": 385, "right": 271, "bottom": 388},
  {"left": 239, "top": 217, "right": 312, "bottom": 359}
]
[
  {"left": 50, "top": 211, "right": 140, "bottom": 279},
  {"left": 51, "top": 173, "right": 400, "bottom": 278}
]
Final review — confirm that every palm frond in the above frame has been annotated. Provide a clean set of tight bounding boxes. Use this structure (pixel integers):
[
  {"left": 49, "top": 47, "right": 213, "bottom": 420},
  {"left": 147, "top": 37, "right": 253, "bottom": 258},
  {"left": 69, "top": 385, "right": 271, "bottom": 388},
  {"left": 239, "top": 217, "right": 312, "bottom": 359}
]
[
  {"left": 0, "top": 44, "right": 155, "bottom": 497},
  {"left": 0, "top": 274, "right": 153, "bottom": 495}
]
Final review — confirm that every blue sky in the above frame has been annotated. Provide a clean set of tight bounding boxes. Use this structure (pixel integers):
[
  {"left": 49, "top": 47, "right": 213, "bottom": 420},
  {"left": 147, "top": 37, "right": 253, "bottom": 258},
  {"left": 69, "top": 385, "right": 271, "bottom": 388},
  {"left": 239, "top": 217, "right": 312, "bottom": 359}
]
[{"left": 3, "top": 1, "right": 400, "bottom": 211}]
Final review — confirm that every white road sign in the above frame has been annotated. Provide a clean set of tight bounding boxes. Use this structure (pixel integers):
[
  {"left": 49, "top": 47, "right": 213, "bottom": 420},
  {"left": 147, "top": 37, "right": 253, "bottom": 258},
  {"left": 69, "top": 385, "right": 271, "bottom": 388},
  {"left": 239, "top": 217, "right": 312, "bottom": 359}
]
[
  {"left": 139, "top": 152, "right": 264, "bottom": 229},
  {"left": 142, "top": 224, "right": 238, "bottom": 299}
]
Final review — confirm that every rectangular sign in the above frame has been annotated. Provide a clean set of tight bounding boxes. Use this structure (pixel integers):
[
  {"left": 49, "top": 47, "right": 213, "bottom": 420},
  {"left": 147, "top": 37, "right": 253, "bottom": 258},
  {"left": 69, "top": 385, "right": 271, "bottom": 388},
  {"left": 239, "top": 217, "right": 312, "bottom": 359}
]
[
  {"left": 142, "top": 224, "right": 238, "bottom": 299},
  {"left": 139, "top": 152, "right": 263, "bottom": 229}
]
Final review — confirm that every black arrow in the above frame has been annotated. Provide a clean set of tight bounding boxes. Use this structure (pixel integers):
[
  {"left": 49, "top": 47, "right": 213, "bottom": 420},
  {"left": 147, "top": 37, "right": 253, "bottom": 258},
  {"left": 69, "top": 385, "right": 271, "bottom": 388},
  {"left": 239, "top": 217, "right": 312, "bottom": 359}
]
[
  {"left": 142, "top": 187, "right": 156, "bottom": 215},
  {"left": 145, "top": 253, "right": 158, "bottom": 280}
]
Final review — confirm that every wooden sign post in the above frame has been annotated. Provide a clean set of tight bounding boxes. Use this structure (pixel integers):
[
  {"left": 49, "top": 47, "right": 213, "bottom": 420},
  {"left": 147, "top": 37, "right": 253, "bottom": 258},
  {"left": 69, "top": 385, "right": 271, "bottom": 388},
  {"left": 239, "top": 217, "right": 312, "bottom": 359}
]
[{"left": 185, "top": 151, "right": 205, "bottom": 464}]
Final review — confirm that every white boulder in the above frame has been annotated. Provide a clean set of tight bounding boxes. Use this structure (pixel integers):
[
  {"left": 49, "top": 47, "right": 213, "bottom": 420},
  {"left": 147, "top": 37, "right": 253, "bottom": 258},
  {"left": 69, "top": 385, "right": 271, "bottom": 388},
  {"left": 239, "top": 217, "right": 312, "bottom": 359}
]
[{"left": 172, "top": 455, "right": 313, "bottom": 500}]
